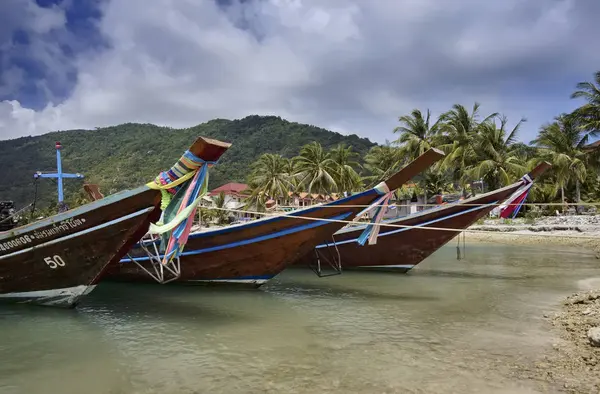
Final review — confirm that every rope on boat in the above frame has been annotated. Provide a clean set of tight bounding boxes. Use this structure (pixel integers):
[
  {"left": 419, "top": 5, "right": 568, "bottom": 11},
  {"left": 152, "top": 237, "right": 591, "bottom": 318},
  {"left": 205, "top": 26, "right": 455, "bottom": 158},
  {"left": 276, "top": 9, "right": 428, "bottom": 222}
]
[
  {"left": 203, "top": 206, "right": 600, "bottom": 241},
  {"left": 273, "top": 202, "right": 600, "bottom": 208}
]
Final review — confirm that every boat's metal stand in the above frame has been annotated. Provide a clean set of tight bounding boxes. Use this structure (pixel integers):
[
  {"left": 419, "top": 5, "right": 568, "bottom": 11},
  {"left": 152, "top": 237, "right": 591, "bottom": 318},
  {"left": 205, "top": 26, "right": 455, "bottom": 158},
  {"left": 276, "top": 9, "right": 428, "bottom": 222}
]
[
  {"left": 309, "top": 235, "right": 343, "bottom": 277},
  {"left": 125, "top": 234, "right": 181, "bottom": 284}
]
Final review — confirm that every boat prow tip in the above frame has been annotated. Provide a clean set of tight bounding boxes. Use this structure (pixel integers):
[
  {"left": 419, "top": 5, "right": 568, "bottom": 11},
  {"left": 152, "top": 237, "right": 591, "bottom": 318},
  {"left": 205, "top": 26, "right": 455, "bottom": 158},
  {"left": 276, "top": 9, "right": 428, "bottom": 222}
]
[{"left": 383, "top": 148, "right": 446, "bottom": 191}]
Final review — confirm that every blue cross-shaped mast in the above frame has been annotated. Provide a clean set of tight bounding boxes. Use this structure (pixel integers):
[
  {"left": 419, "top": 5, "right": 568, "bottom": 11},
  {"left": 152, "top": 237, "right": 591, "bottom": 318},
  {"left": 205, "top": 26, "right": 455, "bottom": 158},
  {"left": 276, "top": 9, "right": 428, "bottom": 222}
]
[{"left": 33, "top": 142, "right": 84, "bottom": 212}]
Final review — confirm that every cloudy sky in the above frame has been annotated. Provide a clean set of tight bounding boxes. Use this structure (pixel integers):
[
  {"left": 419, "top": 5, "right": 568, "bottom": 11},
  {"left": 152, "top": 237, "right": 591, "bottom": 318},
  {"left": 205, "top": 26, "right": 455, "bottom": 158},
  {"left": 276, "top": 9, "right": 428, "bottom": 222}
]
[{"left": 0, "top": 0, "right": 598, "bottom": 144}]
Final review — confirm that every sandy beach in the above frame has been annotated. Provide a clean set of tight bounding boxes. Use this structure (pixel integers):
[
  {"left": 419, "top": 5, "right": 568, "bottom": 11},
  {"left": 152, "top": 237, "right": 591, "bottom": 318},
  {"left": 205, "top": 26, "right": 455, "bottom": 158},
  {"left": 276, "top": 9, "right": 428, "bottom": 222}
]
[{"left": 465, "top": 215, "right": 600, "bottom": 256}]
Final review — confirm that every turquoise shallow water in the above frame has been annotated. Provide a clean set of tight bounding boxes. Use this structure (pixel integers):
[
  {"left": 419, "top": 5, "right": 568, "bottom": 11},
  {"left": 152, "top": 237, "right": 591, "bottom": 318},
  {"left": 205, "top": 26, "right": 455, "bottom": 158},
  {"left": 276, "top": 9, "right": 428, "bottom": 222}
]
[{"left": 0, "top": 243, "right": 597, "bottom": 394}]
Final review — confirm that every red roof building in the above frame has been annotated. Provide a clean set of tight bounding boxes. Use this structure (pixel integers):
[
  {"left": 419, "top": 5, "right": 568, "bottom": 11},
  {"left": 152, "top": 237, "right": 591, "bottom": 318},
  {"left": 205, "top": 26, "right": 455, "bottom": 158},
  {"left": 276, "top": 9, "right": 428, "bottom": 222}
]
[{"left": 208, "top": 182, "right": 249, "bottom": 197}]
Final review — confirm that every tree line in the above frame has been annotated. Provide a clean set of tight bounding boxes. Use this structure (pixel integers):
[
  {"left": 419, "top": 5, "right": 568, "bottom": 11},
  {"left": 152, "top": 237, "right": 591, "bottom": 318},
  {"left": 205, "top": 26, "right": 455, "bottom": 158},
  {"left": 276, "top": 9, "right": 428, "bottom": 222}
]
[{"left": 246, "top": 71, "right": 600, "bottom": 213}]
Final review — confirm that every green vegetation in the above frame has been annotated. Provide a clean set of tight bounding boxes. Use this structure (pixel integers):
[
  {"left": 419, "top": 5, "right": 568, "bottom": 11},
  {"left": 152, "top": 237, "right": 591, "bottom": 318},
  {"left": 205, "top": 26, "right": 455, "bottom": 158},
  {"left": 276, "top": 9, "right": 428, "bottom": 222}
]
[
  {"left": 0, "top": 115, "right": 374, "bottom": 210},
  {"left": 246, "top": 70, "right": 600, "bottom": 214}
]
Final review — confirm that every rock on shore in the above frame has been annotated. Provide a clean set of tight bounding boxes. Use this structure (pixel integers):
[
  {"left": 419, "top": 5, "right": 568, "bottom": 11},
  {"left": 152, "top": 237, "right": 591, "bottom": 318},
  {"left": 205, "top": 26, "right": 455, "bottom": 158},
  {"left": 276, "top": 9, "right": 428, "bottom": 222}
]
[{"left": 532, "top": 290, "right": 600, "bottom": 393}]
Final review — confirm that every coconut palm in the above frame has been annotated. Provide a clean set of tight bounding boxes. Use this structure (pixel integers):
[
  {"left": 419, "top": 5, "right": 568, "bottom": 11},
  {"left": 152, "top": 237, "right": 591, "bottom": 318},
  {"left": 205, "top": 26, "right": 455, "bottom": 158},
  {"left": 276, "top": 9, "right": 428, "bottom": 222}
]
[
  {"left": 329, "top": 143, "right": 363, "bottom": 194},
  {"left": 244, "top": 190, "right": 267, "bottom": 213},
  {"left": 419, "top": 170, "right": 454, "bottom": 201},
  {"left": 247, "top": 153, "right": 292, "bottom": 201},
  {"left": 282, "top": 157, "right": 299, "bottom": 190},
  {"left": 362, "top": 145, "right": 405, "bottom": 187},
  {"left": 571, "top": 70, "right": 600, "bottom": 134},
  {"left": 393, "top": 109, "right": 441, "bottom": 160},
  {"left": 464, "top": 116, "right": 527, "bottom": 191},
  {"left": 437, "top": 103, "right": 497, "bottom": 189},
  {"left": 294, "top": 142, "right": 338, "bottom": 194},
  {"left": 532, "top": 114, "right": 597, "bottom": 211},
  {"left": 211, "top": 191, "right": 230, "bottom": 225}
]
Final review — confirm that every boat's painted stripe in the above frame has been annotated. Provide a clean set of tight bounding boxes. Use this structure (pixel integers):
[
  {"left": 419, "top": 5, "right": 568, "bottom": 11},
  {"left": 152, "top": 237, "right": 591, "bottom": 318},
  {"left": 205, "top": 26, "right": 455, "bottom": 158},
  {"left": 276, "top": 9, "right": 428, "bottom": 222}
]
[
  {"left": 316, "top": 201, "right": 497, "bottom": 249},
  {"left": 187, "top": 278, "right": 271, "bottom": 285},
  {"left": 334, "top": 182, "right": 523, "bottom": 237},
  {"left": 123, "top": 211, "right": 353, "bottom": 263},
  {"left": 195, "top": 275, "right": 274, "bottom": 280},
  {"left": 0, "top": 285, "right": 96, "bottom": 306},
  {"left": 0, "top": 185, "right": 150, "bottom": 241},
  {"left": 0, "top": 207, "right": 155, "bottom": 261},
  {"left": 186, "top": 189, "right": 377, "bottom": 240},
  {"left": 357, "top": 265, "right": 415, "bottom": 269}
]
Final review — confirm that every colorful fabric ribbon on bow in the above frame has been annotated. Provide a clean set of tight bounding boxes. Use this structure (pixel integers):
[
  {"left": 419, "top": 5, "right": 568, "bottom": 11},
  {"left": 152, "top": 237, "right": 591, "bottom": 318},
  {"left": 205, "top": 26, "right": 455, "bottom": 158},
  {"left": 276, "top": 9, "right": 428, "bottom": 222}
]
[
  {"left": 146, "top": 150, "right": 216, "bottom": 265},
  {"left": 496, "top": 174, "right": 533, "bottom": 219},
  {"left": 355, "top": 182, "right": 393, "bottom": 246}
]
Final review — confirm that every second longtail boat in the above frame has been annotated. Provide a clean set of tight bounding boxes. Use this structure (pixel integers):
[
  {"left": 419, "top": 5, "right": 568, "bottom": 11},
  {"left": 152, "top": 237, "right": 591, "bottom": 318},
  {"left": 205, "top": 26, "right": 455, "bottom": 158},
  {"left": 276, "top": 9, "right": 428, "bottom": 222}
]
[
  {"left": 294, "top": 162, "right": 551, "bottom": 273},
  {"left": 101, "top": 149, "right": 446, "bottom": 286}
]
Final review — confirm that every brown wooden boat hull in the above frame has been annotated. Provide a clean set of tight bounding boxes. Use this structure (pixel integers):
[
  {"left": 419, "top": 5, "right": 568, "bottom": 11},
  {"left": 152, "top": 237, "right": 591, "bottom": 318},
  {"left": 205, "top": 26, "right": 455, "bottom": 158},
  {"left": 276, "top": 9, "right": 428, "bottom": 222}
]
[
  {"left": 0, "top": 187, "right": 159, "bottom": 307},
  {"left": 0, "top": 135, "right": 232, "bottom": 306},
  {"left": 104, "top": 190, "right": 380, "bottom": 286},
  {"left": 104, "top": 148, "right": 446, "bottom": 287},
  {"left": 294, "top": 181, "right": 533, "bottom": 273}
]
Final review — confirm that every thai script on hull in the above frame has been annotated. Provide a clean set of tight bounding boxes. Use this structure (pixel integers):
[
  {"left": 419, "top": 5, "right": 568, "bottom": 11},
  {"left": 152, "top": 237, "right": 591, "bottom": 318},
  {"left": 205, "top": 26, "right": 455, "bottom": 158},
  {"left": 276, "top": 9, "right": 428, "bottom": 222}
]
[{"left": 0, "top": 218, "right": 86, "bottom": 252}]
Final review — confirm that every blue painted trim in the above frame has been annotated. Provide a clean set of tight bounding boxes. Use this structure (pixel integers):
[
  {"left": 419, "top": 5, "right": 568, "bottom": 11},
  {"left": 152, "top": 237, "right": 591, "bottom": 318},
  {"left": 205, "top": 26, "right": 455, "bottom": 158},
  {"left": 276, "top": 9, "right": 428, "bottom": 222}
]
[
  {"left": 185, "top": 189, "right": 377, "bottom": 240},
  {"left": 0, "top": 206, "right": 155, "bottom": 261},
  {"left": 196, "top": 275, "right": 274, "bottom": 281},
  {"left": 315, "top": 201, "right": 498, "bottom": 249},
  {"left": 358, "top": 264, "right": 415, "bottom": 269},
  {"left": 123, "top": 211, "right": 353, "bottom": 263}
]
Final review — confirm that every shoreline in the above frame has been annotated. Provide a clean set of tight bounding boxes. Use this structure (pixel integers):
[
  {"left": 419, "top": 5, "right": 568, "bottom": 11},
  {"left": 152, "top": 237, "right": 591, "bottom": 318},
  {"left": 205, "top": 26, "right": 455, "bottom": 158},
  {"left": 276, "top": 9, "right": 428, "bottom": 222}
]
[
  {"left": 464, "top": 216, "right": 600, "bottom": 255},
  {"left": 472, "top": 216, "right": 600, "bottom": 391},
  {"left": 518, "top": 289, "right": 600, "bottom": 393},
  {"left": 464, "top": 229, "right": 600, "bottom": 256}
]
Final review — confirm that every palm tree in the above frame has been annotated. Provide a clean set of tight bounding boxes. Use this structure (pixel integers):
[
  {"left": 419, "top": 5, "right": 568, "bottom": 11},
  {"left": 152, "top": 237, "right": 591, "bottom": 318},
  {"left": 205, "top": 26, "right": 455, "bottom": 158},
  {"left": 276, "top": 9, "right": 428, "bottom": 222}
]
[
  {"left": 437, "top": 103, "right": 497, "bottom": 191},
  {"left": 464, "top": 115, "right": 527, "bottom": 191},
  {"left": 329, "top": 143, "right": 362, "bottom": 194},
  {"left": 532, "top": 114, "right": 596, "bottom": 212},
  {"left": 197, "top": 206, "right": 215, "bottom": 227},
  {"left": 571, "top": 70, "right": 600, "bottom": 134},
  {"left": 247, "top": 153, "right": 292, "bottom": 200},
  {"left": 212, "top": 191, "right": 230, "bottom": 225},
  {"left": 419, "top": 170, "right": 453, "bottom": 201},
  {"left": 282, "top": 157, "right": 299, "bottom": 190},
  {"left": 393, "top": 109, "right": 440, "bottom": 160},
  {"left": 294, "top": 142, "right": 338, "bottom": 194},
  {"left": 243, "top": 186, "right": 268, "bottom": 213},
  {"left": 362, "top": 145, "right": 405, "bottom": 187}
]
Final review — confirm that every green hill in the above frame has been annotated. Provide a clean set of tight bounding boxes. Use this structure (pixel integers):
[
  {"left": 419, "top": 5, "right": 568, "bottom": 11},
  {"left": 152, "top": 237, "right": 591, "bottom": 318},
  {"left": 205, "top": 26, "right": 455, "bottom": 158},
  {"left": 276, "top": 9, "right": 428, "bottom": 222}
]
[{"left": 0, "top": 115, "right": 376, "bottom": 209}]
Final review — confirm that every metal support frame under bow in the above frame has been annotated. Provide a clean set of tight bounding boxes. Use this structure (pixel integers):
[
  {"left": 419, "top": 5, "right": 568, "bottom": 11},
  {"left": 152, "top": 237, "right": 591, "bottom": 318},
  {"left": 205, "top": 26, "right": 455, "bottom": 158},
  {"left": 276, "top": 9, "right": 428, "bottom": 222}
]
[
  {"left": 308, "top": 235, "right": 343, "bottom": 277},
  {"left": 124, "top": 233, "right": 181, "bottom": 284}
]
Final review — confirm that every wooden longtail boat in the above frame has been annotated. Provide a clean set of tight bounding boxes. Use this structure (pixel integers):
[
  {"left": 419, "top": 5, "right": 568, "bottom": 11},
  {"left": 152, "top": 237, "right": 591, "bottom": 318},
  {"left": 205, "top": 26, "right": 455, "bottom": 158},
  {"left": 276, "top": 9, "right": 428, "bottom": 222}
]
[
  {"left": 294, "top": 162, "right": 552, "bottom": 273},
  {"left": 0, "top": 137, "right": 230, "bottom": 307},
  {"left": 102, "top": 149, "right": 445, "bottom": 287}
]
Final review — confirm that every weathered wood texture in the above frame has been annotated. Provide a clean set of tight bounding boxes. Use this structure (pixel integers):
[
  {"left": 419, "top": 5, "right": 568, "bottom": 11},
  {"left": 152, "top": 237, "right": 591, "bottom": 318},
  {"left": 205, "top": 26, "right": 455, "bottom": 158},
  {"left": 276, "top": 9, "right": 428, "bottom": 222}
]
[
  {"left": 104, "top": 149, "right": 445, "bottom": 286},
  {"left": 297, "top": 162, "right": 552, "bottom": 272}
]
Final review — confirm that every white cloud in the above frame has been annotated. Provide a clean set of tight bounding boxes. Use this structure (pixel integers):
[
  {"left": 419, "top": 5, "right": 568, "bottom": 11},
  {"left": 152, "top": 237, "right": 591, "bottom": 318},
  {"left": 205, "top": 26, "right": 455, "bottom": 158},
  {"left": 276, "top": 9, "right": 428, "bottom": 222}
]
[{"left": 0, "top": 0, "right": 599, "bottom": 142}]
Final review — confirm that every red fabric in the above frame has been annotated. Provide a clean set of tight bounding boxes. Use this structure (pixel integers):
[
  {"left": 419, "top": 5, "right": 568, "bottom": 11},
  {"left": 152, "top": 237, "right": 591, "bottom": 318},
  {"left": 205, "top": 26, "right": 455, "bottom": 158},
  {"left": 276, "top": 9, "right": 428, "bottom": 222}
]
[{"left": 500, "top": 188, "right": 528, "bottom": 218}]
